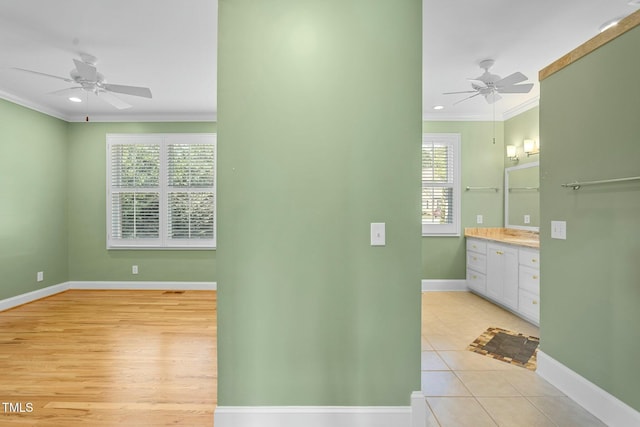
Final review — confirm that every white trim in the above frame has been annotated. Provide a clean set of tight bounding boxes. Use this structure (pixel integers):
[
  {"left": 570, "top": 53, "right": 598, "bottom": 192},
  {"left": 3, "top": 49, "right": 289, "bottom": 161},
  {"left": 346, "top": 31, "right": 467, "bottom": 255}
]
[
  {"left": 0, "top": 281, "right": 216, "bottom": 312},
  {"left": 0, "top": 90, "right": 70, "bottom": 121},
  {"left": 0, "top": 92, "right": 218, "bottom": 123},
  {"left": 214, "top": 405, "right": 412, "bottom": 427},
  {"left": 410, "top": 391, "right": 427, "bottom": 427},
  {"left": 66, "top": 113, "right": 217, "bottom": 123},
  {"left": 537, "top": 350, "right": 640, "bottom": 427},
  {"left": 502, "top": 96, "right": 539, "bottom": 121},
  {"left": 0, "top": 283, "right": 69, "bottom": 312},
  {"left": 68, "top": 281, "right": 217, "bottom": 291},
  {"left": 422, "top": 279, "right": 468, "bottom": 292}
]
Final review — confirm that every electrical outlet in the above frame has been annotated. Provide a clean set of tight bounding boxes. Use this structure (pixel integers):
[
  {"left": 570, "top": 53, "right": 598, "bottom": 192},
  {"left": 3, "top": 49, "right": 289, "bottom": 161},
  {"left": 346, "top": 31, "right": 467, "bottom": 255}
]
[
  {"left": 524, "top": 214, "right": 530, "bottom": 224},
  {"left": 476, "top": 214, "right": 483, "bottom": 224},
  {"left": 132, "top": 265, "right": 139, "bottom": 275},
  {"left": 37, "top": 271, "right": 44, "bottom": 282}
]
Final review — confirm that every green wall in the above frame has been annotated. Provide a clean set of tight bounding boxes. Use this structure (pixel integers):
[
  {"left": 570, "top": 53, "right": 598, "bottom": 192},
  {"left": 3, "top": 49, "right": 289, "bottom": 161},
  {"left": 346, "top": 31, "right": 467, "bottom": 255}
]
[
  {"left": 421, "top": 121, "right": 504, "bottom": 279},
  {"left": 540, "top": 26, "right": 640, "bottom": 411},
  {"left": 66, "top": 122, "right": 217, "bottom": 282},
  {"left": 217, "top": 0, "right": 422, "bottom": 406},
  {"left": 0, "top": 99, "right": 69, "bottom": 299}
]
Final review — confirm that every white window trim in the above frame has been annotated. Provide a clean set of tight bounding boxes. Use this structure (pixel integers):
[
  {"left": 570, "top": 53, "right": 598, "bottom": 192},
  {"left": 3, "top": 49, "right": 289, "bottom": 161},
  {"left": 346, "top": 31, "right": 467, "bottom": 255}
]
[
  {"left": 106, "top": 133, "right": 217, "bottom": 250},
  {"left": 422, "top": 133, "right": 461, "bottom": 237}
]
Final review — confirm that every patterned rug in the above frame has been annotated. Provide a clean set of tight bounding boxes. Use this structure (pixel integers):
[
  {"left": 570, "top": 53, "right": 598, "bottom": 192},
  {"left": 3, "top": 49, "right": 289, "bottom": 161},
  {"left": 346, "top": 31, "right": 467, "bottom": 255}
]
[{"left": 468, "top": 327, "right": 539, "bottom": 370}]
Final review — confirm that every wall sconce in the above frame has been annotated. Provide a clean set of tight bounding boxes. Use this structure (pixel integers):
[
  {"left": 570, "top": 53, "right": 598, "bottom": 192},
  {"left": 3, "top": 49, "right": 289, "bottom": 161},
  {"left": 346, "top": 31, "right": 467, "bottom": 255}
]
[
  {"left": 524, "top": 139, "right": 540, "bottom": 157},
  {"left": 506, "top": 145, "right": 519, "bottom": 162}
]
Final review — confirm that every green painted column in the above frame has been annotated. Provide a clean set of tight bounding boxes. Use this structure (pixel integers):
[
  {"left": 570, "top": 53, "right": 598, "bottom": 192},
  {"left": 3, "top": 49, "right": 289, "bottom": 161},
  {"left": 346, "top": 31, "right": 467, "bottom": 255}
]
[{"left": 217, "top": 0, "right": 422, "bottom": 406}]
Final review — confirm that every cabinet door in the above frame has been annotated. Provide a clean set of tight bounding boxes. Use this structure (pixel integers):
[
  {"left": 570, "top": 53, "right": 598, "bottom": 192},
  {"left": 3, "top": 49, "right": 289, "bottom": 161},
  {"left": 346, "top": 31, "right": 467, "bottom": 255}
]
[
  {"left": 502, "top": 246, "right": 519, "bottom": 310},
  {"left": 486, "top": 244, "right": 504, "bottom": 301},
  {"left": 486, "top": 243, "right": 518, "bottom": 310}
]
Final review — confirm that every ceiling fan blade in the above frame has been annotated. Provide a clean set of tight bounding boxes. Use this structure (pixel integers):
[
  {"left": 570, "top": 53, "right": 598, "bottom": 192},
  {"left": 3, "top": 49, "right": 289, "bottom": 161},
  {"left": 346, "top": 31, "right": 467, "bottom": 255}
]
[
  {"left": 12, "top": 67, "right": 74, "bottom": 83},
  {"left": 497, "top": 83, "right": 534, "bottom": 94},
  {"left": 48, "top": 87, "right": 84, "bottom": 96},
  {"left": 453, "top": 92, "right": 482, "bottom": 105},
  {"left": 73, "top": 59, "right": 97, "bottom": 81},
  {"left": 103, "top": 83, "right": 152, "bottom": 98},
  {"left": 468, "top": 79, "right": 488, "bottom": 88},
  {"left": 98, "top": 91, "right": 132, "bottom": 110},
  {"left": 443, "top": 90, "right": 477, "bottom": 95},
  {"left": 495, "top": 72, "right": 527, "bottom": 88},
  {"left": 484, "top": 92, "right": 502, "bottom": 104}
]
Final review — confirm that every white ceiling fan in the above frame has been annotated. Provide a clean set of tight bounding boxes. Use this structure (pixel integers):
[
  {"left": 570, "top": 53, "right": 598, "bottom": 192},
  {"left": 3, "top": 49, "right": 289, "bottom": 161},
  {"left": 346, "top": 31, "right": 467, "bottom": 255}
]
[
  {"left": 443, "top": 59, "right": 533, "bottom": 105},
  {"left": 12, "top": 53, "right": 152, "bottom": 110}
]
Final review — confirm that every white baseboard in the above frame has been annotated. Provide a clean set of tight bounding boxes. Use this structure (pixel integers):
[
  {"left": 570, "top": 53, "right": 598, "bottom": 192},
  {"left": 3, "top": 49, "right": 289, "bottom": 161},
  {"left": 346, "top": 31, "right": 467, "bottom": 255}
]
[
  {"left": 0, "top": 281, "right": 217, "bottom": 312},
  {"left": 421, "top": 279, "right": 468, "bottom": 292},
  {"left": 0, "top": 283, "right": 69, "bottom": 312},
  {"left": 214, "top": 405, "right": 412, "bottom": 427},
  {"left": 537, "top": 350, "right": 640, "bottom": 427},
  {"left": 68, "top": 281, "right": 217, "bottom": 291}
]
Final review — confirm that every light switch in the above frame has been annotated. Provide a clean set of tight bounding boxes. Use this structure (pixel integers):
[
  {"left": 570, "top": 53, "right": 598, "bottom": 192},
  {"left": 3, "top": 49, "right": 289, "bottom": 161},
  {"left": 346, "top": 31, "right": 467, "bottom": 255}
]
[
  {"left": 476, "top": 214, "right": 483, "bottom": 224},
  {"left": 551, "top": 220, "right": 567, "bottom": 240},
  {"left": 370, "top": 222, "right": 385, "bottom": 246}
]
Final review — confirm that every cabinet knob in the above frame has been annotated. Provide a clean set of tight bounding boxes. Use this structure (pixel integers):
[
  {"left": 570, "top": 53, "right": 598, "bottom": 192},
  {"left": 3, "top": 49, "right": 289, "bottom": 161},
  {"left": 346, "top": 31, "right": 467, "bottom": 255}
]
[
  {"left": 496, "top": 251, "right": 503, "bottom": 255},
  {"left": 472, "top": 245, "right": 477, "bottom": 249},
  {"left": 473, "top": 256, "right": 477, "bottom": 261},
  {"left": 532, "top": 258, "right": 537, "bottom": 263},
  {"left": 472, "top": 275, "right": 477, "bottom": 279},
  {"left": 533, "top": 275, "right": 539, "bottom": 280},
  {"left": 532, "top": 300, "right": 538, "bottom": 305}
]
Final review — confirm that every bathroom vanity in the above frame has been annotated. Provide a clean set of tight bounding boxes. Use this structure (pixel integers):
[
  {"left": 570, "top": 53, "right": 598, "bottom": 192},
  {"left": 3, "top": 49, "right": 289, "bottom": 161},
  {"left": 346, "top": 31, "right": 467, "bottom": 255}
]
[{"left": 466, "top": 228, "right": 540, "bottom": 325}]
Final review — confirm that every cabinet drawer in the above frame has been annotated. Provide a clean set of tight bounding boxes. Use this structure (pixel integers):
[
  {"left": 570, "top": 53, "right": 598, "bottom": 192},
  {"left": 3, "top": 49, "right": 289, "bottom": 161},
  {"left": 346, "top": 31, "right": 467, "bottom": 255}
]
[
  {"left": 467, "top": 252, "right": 486, "bottom": 274},
  {"left": 519, "top": 290, "right": 540, "bottom": 323},
  {"left": 519, "top": 248, "right": 540, "bottom": 268},
  {"left": 467, "top": 269, "right": 486, "bottom": 294},
  {"left": 519, "top": 265, "right": 540, "bottom": 295},
  {"left": 467, "top": 239, "right": 487, "bottom": 254}
]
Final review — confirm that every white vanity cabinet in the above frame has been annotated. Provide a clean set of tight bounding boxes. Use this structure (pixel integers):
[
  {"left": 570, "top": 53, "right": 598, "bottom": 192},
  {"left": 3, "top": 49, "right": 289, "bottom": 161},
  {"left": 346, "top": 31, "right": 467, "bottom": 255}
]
[
  {"left": 466, "top": 237, "right": 540, "bottom": 325},
  {"left": 466, "top": 240, "right": 487, "bottom": 294},
  {"left": 518, "top": 248, "right": 540, "bottom": 324},
  {"left": 486, "top": 243, "right": 519, "bottom": 311}
]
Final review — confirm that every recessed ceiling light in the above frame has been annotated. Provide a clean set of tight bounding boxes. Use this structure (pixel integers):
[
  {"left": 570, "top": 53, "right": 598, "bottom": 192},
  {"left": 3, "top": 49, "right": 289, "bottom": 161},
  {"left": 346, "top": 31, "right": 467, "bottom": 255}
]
[
  {"left": 69, "top": 97, "right": 82, "bottom": 103},
  {"left": 433, "top": 105, "right": 444, "bottom": 110}
]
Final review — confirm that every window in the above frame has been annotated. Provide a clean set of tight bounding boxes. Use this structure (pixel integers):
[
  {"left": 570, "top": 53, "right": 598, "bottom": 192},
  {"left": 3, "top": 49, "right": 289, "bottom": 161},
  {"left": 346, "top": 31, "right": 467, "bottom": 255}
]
[
  {"left": 107, "top": 133, "right": 216, "bottom": 249},
  {"left": 422, "top": 133, "right": 460, "bottom": 236}
]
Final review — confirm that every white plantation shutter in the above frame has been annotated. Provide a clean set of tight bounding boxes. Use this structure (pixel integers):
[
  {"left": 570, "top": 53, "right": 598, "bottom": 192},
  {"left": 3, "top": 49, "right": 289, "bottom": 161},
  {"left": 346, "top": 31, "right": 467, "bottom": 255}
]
[
  {"left": 107, "top": 134, "right": 216, "bottom": 249},
  {"left": 167, "top": 142, "right": 215, "bottom": 243},
  {"left": 422, "top": 134, "right": 460, "bottom": 236}
]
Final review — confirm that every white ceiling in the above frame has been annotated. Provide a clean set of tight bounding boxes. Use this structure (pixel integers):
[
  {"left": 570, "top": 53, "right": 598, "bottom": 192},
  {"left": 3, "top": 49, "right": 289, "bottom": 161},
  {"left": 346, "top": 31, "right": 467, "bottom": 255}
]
[{"left": 0, "top": 0, "right": 637, "bottom": 122}]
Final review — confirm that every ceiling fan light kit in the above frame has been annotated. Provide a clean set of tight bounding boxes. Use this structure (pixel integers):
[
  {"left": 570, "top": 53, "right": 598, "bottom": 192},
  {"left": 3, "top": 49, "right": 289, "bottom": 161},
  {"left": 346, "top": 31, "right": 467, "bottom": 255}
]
[
  {"left": 12, "top": 54, "right": 152, "bottom": 112},
  {"left": 443, "top": 59, "right": 534, "bottom": 106}
]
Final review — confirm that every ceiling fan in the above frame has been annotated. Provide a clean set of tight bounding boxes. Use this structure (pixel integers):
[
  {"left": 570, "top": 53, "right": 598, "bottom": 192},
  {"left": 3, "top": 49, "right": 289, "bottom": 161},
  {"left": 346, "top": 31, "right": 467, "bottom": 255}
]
[
  {"left": 443, "top": 59, "right": 533, "bottom": 105},
  {"left": 12, "top": 53, "right": 152, "bottom": 110}
]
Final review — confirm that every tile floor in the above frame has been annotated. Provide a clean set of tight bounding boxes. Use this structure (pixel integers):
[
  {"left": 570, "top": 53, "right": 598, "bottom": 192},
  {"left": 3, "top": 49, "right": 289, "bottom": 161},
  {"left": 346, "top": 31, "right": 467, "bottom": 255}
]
[{"left": 421, "top": 291, "right": 606, "bottom": 427}]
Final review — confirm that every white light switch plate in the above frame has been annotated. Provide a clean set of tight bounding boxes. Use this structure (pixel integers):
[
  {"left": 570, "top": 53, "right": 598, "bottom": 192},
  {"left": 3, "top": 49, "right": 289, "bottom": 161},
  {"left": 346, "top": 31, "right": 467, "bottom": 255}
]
[
  {"left": 551, "top": 220, "right": 567, "bottom": 240},
  {"left": 370, "top": 223, "right": 385, "bottom": 246},
  {"left": 476, "top": 214, "right": 483, "bottom": 224}
]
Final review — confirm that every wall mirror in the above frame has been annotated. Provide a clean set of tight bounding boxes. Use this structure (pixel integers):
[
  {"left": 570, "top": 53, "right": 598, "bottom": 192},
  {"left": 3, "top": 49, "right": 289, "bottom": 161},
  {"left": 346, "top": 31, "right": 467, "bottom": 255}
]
[{"left": 505, "top": 161, "right": 539, "bottom": 231}]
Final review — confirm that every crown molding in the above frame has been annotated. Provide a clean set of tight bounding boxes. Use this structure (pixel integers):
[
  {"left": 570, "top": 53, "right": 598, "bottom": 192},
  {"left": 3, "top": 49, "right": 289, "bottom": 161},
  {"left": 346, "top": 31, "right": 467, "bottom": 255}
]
[
  {"left": 0, "top": 90, "right": 70, "bottom": 121},
  {"left": 0, "top": 92, "right": 217, "bottom": 123},
  {"left": 502, "top": 96, "right": 539, "bottom": 121}
]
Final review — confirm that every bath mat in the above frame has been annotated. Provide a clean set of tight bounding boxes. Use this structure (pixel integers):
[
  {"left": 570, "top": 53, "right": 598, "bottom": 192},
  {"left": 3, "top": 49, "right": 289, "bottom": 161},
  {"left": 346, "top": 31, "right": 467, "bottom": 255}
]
[{"left": 468, "top": 327, "right": 539, "bottom": 370}]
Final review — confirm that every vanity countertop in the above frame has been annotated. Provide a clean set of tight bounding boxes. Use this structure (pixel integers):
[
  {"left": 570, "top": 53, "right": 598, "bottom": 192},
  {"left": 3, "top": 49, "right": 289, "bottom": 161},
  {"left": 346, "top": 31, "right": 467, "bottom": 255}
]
[{"left": 464, "top": 227, "right": 539, "bottom": 249}]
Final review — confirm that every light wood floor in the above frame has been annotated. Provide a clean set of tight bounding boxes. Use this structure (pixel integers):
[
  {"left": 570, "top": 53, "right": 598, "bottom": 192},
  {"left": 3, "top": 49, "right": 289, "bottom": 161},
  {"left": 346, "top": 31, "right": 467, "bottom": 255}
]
[{"left": 0, "top": 290, "right": 217, "bottom": 426}]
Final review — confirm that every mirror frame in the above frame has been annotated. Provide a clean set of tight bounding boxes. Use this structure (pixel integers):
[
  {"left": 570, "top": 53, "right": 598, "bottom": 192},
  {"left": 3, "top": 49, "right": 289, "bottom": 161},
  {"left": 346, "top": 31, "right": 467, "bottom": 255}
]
[{"left": 505, "top": 161, "right": 539, "bottom": 232}]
